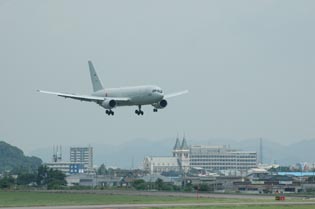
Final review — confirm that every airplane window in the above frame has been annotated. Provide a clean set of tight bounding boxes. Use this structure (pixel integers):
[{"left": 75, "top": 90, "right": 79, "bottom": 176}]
[{"left": 152, "top": 89, "right": 162, "bottom": 93}]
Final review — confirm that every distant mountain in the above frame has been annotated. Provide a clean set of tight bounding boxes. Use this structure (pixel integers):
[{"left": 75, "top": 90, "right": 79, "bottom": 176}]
[
  {"left": 200, "top": 138, "right": 315, "bottom": 166},
  {"left": 0, "top": 141, "right": 42, "bottom": 173},
  {"left": 29, "top": 138, "right": 175, "bottom": 169},
  {"left": 273, "top": 139, "right": 315, "bottom": 165},
  {"left": 29, "top": 138, "right": 315, "bottom": 169},
  {"left": 92, "top": 138, "right": 175, "bottom": 168}
]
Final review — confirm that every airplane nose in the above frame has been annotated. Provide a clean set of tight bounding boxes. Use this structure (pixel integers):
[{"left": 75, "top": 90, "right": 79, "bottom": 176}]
[{"left": 155, "top": 92, "right": 163, "bottom": 99}]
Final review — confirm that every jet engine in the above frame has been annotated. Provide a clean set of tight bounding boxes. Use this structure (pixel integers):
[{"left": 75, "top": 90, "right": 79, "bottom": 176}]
[
  {"left": 101, "top": 99, "right": 117, "bottom": 109},
  {"left": 152, "top": 99, "right": 168, "bottom": 109}
]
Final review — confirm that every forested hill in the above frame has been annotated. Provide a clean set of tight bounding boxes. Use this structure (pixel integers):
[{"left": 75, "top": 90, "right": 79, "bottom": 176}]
[{"left": 0, "top": 141, "right": 42, "bottom": 173}]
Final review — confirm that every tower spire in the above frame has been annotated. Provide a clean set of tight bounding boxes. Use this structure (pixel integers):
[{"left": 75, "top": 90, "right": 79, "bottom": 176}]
[
  {"left": 181, "top": 134, "right": 189, "bottom": 149},
  {"left": 173, "top": 136, "right": 181, "bottom": 150}
]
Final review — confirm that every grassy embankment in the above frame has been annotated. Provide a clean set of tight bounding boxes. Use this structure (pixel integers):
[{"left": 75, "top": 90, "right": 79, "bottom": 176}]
[
  {"left": 0, "top": 191, "right": 259, "bottom": 207},
  {"left": 151, "top": 206, "right": 315, "bottom": 209},
  {"left": 0, "top": 191, "right": 314, "bottom": 208}
]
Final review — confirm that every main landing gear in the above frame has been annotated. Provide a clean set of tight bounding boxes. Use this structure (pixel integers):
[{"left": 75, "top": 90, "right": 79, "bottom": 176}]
[
  {"left": 153, "top": 108, "right": 158, "bottom": 112},
  {"left": 135, "top": 105, "right": 144, "bottom": 115},
  {"left": 106, "top": 109, "right": 114, "bottom": 116}
]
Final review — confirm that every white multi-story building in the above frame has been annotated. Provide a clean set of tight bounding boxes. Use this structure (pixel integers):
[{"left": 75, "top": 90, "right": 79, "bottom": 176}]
[
  {"left": 190, "top": 145, "right": 257, "bottom": 171},
  {"left": 45, "top": 162, "right": 72, "bottom": 174},
  {"left": 45, "top": 146, "right": 86, "bottom": 174},
  {"left": 45, "top": 162, "right": 85, "bottom": 174},
  {"left": 144, "top": 137, "right": 257, "bottom": 174},
  {"left": 70, "top": 146, "right": 93, "bottom": 171}
]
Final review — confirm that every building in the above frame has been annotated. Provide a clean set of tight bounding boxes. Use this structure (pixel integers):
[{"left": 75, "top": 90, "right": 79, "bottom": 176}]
[
  {"left": 144, "top": 137, "right": 257, "bottom": 174},
  {"left": 45, "top": 145, "right": 85, "bottom": 174},
  {"left": 46, "top": 146, "right": 94, "bottom": 174},
  {"left": 189, "top": 145, "right": 257, "bottom": 171},
  {"left": 45, "top": 162, "right": 85, "bottom": 174},
  {"left": 143, "top": 156, "right": 180, "bottom": 174},
  {"left": 173, "top": 137, "right": 190, "bottom": 173},
  {"left": 234, "top": 173, "right": 301, "bottom": 194},
  {"left": 70, "top": 146, "right": 93, "bottom": 171},
  {"left": 66, "top": 174, "right": 122, "bottom": 187}
]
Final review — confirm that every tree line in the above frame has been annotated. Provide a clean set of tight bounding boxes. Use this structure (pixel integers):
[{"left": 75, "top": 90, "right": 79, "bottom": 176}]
[{"left": 0, "top": 165, "right": 66, "bottom": 189}]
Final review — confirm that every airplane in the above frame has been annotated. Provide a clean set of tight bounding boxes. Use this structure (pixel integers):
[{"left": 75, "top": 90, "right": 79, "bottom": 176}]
[{"left": 38, "top": 61, "right": 188, "bottom": 116}]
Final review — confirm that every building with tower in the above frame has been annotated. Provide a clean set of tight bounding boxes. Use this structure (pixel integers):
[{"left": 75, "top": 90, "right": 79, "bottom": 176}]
[
  {"left": 144, "top": 136, "right": 189, "bottom": 174},
  {"left": 172, "top": 136, "right": 190, "bottom": 173},
  {"left": 144, "top": 136, "right": 257, "bottom": 174},
  {"left": 143, "top": 156, "right": 180, "bottom": 174}
]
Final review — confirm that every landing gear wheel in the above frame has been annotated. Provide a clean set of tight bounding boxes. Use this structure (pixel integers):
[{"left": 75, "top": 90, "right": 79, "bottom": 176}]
[
  {"left": 106, "top": 110, "right": 114, "bottom": 116},
  {"left": 135, "top": 106, "right": 144, "bottom": 116},
  {"left": 153, "top": 109, "right": 158, "bottom": 112}
]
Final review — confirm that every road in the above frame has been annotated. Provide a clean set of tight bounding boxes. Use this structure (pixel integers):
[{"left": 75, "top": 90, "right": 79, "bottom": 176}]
[{"left": 35, "top": 190, "right": 278, "bottom": 199}]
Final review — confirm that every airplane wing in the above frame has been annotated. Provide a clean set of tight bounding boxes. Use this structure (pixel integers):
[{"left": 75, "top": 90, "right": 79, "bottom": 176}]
[
  {"left": 37, "top": 90, "right": 130, "bottom": 102},
  {"left": 164, "top": 90, "right": 189, "bottom": 99}
]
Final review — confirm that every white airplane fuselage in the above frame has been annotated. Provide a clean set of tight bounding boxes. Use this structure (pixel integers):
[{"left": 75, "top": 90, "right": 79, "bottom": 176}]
[
  {"left": 92, "top": 85, "right": 164, "bottom": 106},
  {"left": 38, "top": 61, "right": 187, "bottom": 116}
]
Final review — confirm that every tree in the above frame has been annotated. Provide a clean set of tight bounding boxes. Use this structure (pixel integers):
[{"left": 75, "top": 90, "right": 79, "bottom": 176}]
[
  {"left": 0, "top": 176, "right": 15, "bottom": 189},
  {"left": 46, "top": 169, "right": 66, "bottom": 189},
  {"left": 97, "top": 164, "right": 107, "bottom": 175},
  {"left": 198, "top": 184, "right": 210, "bottom": 191},
  {"left": 132, "top": 179, "right": 147, "bottom": 190},
  {"left": 36, "top": 165, "right": 66, "bottom": 189},
  {"left": 17, "top": 173, "right": 37, "bottom": 185},
  {"left": 37, "top": 165, "right": 49, "bottom": 186},
  {"left": 155, "top": 178, "right": 164, "bottom": 190}
]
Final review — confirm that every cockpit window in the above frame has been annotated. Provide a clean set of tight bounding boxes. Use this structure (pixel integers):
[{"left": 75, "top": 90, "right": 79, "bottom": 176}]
[{"left": 152, "top": 89, "right": 163, "bottom": 93}]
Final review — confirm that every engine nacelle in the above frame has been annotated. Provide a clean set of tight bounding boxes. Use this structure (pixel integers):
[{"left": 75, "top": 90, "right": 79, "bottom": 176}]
[
  {"left": 152, "top": 99, "right": 168, "bottom": 109},
  {"left": 101, "top": 99, "right": 117, "bottom": 109}
]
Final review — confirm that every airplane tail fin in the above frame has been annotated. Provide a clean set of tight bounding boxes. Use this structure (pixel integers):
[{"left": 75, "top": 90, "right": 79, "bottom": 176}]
[{"left": 88, "top": 61, "right": 104, "bottom": 92}]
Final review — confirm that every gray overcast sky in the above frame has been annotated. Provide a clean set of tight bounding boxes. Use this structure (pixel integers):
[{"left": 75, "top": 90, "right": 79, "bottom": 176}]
[{"left": 1, "top": 0, "right": 315, "bottom": 154}]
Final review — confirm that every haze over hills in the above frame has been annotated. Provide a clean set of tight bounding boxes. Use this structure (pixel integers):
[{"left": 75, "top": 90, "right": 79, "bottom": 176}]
[{"left": 28, "top": 138, "right": 315, "bottom": 169}]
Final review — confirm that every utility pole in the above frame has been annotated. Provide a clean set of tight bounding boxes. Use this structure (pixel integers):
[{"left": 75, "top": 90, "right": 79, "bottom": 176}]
[
  {"left": 259, "top": 138, "right": 263, "bottom": 164},
  {"left": 313, "top": 163, "right": 315, "bottom": 183}
]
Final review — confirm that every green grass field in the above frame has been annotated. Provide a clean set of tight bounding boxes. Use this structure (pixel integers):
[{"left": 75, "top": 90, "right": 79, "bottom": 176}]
[
  {"left": 0, "top": 191, "right": 244, "bottom": 207},
  {"left": 152, "top": 206, "right": 315, "bottom": 209},
  {"left": 0, "top": 191, "right": 314, "bottom": 208}
]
